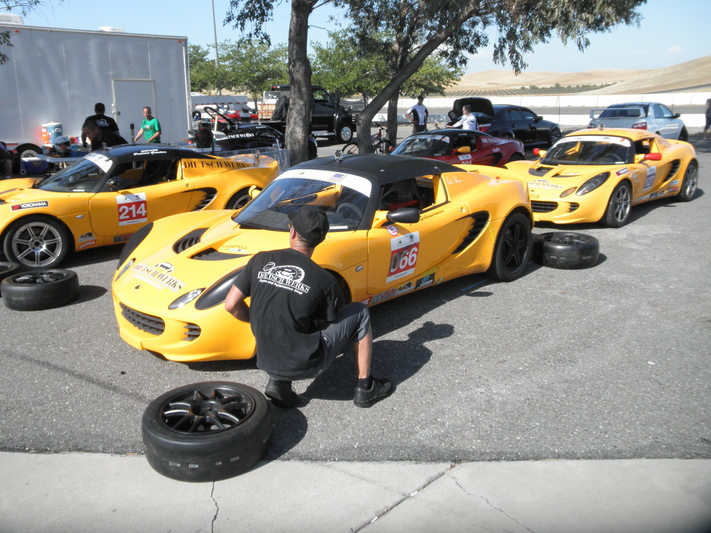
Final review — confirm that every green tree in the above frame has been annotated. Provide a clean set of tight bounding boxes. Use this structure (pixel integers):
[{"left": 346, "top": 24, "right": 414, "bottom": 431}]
[
  {"left": 225, "top": 0, "right": 646, "bottom": 158},
  {"left": 220, "top": 40, "right": 289, "bottom": 108},
  {"left": 188, "top": 44, "right": 217, "bottom": 93},
  {"left": 311, "top": 29, "right": 461, "bottom": 105},
  {"left": 341, "top": 0, "right": 646, "bottom": 151}
]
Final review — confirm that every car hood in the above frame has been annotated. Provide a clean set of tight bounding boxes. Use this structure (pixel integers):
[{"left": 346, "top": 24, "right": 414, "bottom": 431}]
[
  {"left": 0, "top": 179, "right": 56, "bottom": 204},
  {"left": 524, "top": 163, "right": 621, "bottom": 185}
]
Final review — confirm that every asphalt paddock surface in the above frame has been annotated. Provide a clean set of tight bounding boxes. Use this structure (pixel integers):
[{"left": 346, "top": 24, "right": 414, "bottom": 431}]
[{"left": 1, "top": 134, "right": 709, "bottom": 463}]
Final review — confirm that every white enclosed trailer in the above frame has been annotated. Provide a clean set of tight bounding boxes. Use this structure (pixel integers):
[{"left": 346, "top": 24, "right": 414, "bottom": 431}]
[{"left": 0, "top": 21, "right": 191, "bottom": 160}]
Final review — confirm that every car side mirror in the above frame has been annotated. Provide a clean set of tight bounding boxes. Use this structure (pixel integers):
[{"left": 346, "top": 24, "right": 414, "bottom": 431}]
[
  {"left": 644, "top": 153, "right": 662, "bottom": 161},
  {"left": 534, "top": 116, "right": 543, "bottom": 122},
  {"left": 107, "top": 178, "right": 118, "bottom": 189},
  {"left": 248, "top": 185, "right": 262, "bottom": 198},
  {"left": 456, "top": 146, "right": 471, "bottom": 154},
  {"left": 533, "top": 148, "right": 546, "bottom": 158},
  {"left": 672, "top": 113, "right": 681, "bottom": 119},
  {"left": 386, "top": 207, "right": 420, "bottom": 224}
]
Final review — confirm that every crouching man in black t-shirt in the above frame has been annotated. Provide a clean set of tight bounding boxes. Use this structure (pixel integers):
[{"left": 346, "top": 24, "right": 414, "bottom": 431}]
[{"left": 225, "top": 205, "right": 393, "bottom": 408}]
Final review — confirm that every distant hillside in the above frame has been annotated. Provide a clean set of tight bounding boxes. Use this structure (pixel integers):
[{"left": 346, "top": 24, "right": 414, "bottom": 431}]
[{"left": 447, "top": 55, "right": 711, "bottom": 96}]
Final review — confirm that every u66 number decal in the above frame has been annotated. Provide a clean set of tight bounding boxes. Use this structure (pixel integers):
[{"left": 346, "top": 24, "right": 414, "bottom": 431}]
[
  {"left": 387, "top": 232, "right": 420, "bottom": 283},
  {"left": 117, "top": 193, "right": 148, "bottom": 226}
]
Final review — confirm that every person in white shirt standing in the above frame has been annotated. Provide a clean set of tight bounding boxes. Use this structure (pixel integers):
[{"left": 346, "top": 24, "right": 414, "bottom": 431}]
[
  {"left": 406, "top": 95, "right": 429, "bottom": 133},
  {"left": 447, "top": 104, "right": 478, "bottom": 131}
]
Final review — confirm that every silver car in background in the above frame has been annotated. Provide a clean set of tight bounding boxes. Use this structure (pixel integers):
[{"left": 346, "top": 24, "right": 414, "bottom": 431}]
[{"left": 588, "top": 102, "right": 688, "bottom": 141}]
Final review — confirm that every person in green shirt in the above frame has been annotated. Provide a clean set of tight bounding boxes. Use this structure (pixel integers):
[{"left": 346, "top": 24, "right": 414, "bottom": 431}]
[{"left": 134, "top": 106, "right": 162, "bottom": 143}]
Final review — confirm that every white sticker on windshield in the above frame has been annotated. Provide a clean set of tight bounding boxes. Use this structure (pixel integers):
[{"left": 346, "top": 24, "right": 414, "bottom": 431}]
[
  {"left": 86, "top": 152, "right": 112, "bottom": 172},
  {"left": 277, "top": 168, "right": 372, "bottom": 197}
]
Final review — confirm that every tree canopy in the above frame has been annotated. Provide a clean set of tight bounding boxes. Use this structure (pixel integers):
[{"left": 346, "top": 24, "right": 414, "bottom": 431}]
[{"left": 226, "top": 0, "right": 646, "bottom": 158}]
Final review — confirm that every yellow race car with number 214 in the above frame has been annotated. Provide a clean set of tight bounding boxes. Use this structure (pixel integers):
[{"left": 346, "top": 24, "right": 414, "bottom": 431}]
[{"left": 0, "top": 145, "right": 279, "bottom": 269}]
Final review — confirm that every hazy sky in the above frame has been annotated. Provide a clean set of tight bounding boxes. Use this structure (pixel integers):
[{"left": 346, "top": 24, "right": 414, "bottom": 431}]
[{"left": 12, "top": 0, "right": 710, "bottom": 74}]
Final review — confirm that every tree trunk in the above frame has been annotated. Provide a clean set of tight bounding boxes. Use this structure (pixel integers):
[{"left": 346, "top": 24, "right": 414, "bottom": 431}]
[
  {"left": 386, "top": 96, "right": 400, "bottom": 146},
  {"left": 286, "top": 0, "right": 315, "bottom": 166}
]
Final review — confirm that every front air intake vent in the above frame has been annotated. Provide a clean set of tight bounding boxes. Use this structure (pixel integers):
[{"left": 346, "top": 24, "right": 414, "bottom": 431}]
[
  {"left": 191, "top": 248, "right": 248, "bottom": 261},
  {"left": 173, "top": 228, "right": 208, "bottom": 254},
  {"left": 531, "top": 201, "right": 557, "bottom": 213}
]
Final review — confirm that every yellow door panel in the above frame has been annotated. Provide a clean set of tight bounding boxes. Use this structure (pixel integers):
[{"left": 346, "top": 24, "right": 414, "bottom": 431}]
[{"left": 88, "top": 180, "right": 194, "bottom": 237}]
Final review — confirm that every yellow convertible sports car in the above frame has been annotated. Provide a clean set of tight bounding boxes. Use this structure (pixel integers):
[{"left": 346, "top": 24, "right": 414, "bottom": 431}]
[
  {"left": 0, "top": 145, "right": 278, "bottom": 268},
  {"left": 112, "top": 154, "right": 533, "bottom": 362},
  {"left": 501, "top": 128, "right": 698, "bottom": 227}
]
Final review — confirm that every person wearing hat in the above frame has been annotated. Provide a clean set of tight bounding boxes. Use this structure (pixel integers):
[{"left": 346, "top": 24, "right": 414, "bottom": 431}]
[
  {"left": 81, "top": 102, "right": 120, "bottom": 148},
  {"left": 225, "top": 205, "right": 393, "bottom": 409}
]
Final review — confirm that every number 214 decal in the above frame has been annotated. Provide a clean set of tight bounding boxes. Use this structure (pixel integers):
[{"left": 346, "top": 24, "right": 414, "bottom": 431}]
[{"left": 117, "top": 193, "right": 148, "bottom": 226}]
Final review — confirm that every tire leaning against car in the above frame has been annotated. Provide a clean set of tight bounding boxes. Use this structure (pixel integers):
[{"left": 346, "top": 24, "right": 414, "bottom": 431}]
[
  {"left": 1, "top": 269, "right": 79, "bottom": 310},
  {"left": 532, "top": 232, "right": 600, "bottom": 269},
  {"left": 142, "top": 382, "right": 272, "bottom": 483}
]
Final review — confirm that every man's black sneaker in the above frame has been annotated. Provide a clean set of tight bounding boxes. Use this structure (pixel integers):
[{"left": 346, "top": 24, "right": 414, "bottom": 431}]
[
  {"left": 265, "top": 378, "right": 299, "bottom": 408},
  {"left": 353, "top": 377, "right": 393, "bottom": 408}
]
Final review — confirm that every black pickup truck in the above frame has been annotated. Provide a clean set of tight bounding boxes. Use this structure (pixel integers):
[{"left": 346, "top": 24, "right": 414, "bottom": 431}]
[{"left": 260, "top": 85, "right": 357, "bottom": 143}]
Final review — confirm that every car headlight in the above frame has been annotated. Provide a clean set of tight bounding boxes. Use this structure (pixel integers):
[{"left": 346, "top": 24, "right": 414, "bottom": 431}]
[
  {"left": 194, "top": 268, "right": 244, "bottom": 310},
  {"left": 576, "top": 172, "right": 610, "bottom": 196},
  {"left": 169, "top": 288, "right": 205, "bottom": 310}
]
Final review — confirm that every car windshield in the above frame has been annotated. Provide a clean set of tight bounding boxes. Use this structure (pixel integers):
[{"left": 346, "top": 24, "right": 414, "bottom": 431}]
[
  {"left": 392, "top": 134, "right": 451, "bottom": 157},
  {"left": 37, "top": 152, "right": 112, "bottom": 193},
  {"left": 600, "top": 106, "right": 646, "bottom": 118},
  {"left": 540, "top": 135, "right": 633, "bottom": 166},
  {"left": 234, "top": 169, "right": 372, "bottom": 232}
]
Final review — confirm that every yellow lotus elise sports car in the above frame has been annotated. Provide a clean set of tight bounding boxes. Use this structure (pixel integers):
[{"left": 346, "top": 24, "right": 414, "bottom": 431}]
[
  {"left": 0, "top": 145, "right": 279, "bottom": 269},
  {"left": 112, "top": 154, "right": 533, "bottom": 362},
  {"left": 501, "top": 128, "right": 698, "bottom": 227}
]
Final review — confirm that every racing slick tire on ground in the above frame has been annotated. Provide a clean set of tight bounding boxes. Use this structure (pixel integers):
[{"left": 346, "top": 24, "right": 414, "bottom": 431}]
[
  {"left": 1, "top": 269, "right": 79, "bottom": 310},
  {"left": 487, "top": 211, "right": 532, "bottom": 282},
  {"left": 142, "top": 382, "right": 273, "bottom": 482},
  {"left": 532, "top": 232, "right": 600, "bottom": 270},
  {"left": 0, "top": 261, "right": 20, "bottom": 282}
]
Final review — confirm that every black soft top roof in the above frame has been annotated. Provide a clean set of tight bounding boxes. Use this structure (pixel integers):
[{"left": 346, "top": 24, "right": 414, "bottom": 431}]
[
  {"left": 290, "top": 154, "right": 464, "bottom": 186},
  {"left": 99, "top": 144, "right": 216, "bottom": 163}
]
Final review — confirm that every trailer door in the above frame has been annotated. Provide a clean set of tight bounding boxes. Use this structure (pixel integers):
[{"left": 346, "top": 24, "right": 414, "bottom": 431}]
[{"left": 112, "top": 80, "right": 156, "bottom": 136}]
